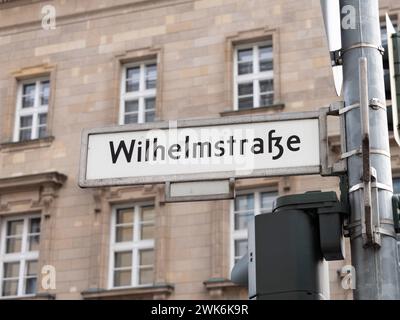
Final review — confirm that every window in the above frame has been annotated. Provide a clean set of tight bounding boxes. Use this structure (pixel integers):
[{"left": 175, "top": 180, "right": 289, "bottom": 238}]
[
  {"left": 231, "top": 190, "right": 277, "bottom": 266},
  {"left": 109, "top": 204, "right": 155, "bottom": 289},
  {"left": 120, "top": 61, "right": 157, "bottom": 125},
  {"left": 381, "top": 16, "right": 398, "bottom": 101},
  {"left": 14, "top": 78, "right": 50, "bottom": 142},
  {"left": 0, "top": 215, "right": 41, "bottom": 298},
  {"left": 393, "top": 177, "right": 400, "bottom": 194},
  {"left": 234, "top": 41, "right": 274, "bottom": 110}
]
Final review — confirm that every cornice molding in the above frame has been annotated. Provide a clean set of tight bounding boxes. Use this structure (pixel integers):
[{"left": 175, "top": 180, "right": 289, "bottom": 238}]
[
  {"left": 0, "top": 171, "right": 67, "bottom": 192},
  {"left": 0, "top": 0, "right": 193, "bottom": 35}
]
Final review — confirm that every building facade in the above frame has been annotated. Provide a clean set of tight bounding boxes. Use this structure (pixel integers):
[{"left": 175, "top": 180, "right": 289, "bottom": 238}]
[{"left": 0, "top": 0, "right": 399, "bottom": 300}]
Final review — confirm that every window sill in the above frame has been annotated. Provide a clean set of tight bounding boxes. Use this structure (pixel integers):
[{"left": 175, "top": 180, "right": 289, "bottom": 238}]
[
  {"left": 220, "top": 103, "right": 285, "bottom": 117},
  {"left": 0, "top": 293, "right": 55, "bottom": 300},
  {"left": 203, "top": 278, "right": 240, "bottom": 297},
  {"left": 0, "top": 136, "right": 55, "bottom": 153},
  {"left": 81, "top": 284, "right": 174, "bottom": 300}
]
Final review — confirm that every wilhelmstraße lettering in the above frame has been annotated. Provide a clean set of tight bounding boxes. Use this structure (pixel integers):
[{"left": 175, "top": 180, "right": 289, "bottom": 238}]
[{"left": 109, "top": 130, "right": 301, "bottom": 164}]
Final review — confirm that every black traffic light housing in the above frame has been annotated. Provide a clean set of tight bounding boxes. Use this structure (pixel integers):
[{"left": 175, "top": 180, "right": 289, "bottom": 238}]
[{"left": 231, "top": 191, "right": 347, "bottom": 300}]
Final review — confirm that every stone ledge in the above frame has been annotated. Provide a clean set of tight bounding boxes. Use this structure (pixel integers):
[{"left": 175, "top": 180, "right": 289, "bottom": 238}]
[
  {"left": 203, "top": 278, "right": 239, "bottom": 290},
  {"left": 0, "top": 171, "right": 67, "bottom": 192},
  {"left": 0, "top": 293, "right": 56, "bottom": 300},
  {"left": 81, "top": 284, "right": 175, "bottom": 300},
  {"left": 0, "top": 136, "right": 55, "bottom": 153},
  {"left": 220, "top": 103, "right": 285, "bottom": 117}
]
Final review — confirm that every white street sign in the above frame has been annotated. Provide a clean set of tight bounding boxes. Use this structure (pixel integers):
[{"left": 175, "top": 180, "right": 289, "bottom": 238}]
[{"left": 79, "top": 112, "right": 324, "bottom": 187}]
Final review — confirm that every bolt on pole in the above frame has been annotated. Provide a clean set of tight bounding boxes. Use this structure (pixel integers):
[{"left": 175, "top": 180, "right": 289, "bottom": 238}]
[{"left": 340, "top": 0, "right": 400, "bottom": 299}]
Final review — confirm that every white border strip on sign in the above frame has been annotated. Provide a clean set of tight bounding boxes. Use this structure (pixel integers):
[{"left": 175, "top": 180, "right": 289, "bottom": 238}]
[{"left": 79, "top": 110, "right": 327, "bottom": 188}]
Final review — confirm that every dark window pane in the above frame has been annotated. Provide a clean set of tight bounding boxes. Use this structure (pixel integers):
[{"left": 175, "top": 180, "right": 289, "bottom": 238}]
[
  {"left": 3, "top": 262, "right": 20, "bottom": 278},
  {"left": 124, "top": 114, "right": 138, "bottom": 124},
  {"left": 28, "top": 235, "right": 40, "bottom": 251},
  {"left": 260, "top": 80, "right": 273, "bottom": 93},
  {"left": 116, "top": 208, "right": 133, "bottom": 224},
  {"left": 238, "top": 48, "right": 253, "bottom": 63},
  {"left": 238, "top": 48, "right": 253, "bottom": 75},
  {"left": 259, "top": 45, "right": 273, "bottom": 61},
  {"left": 23, "top": 83, "right": 35, "bottom": 96},
  {"left": 20, "top": 116, "right": 33, "bottom": 128},
  {"left": 39, "top": 114, "right": 47, "bottom": 126},
  {"left": 394, "top": 179, "right": 400, "bottom": 194},
  {"left": 260, "top": 94, "right": 274, "bottom": 107},
  {"left": 116, "top": 226, "right": 133, "bottom": 242},
  {"left": 238, "top": 83, "right": 253, "bottom": 96},
  {"left": 238, "top": 62, "right": 253, "bottom": 75},
  {"left": 234, "top": 212, "right": 252, "bottom": 230},
  {"left": 30, "top": 218, "right": 41, "bottom": 234},
  {"left": 140, "top": 250, "right": 154, "bottom": 266},
  {"left": 114, "top": 252, "right": 132, "bottom": 268},
  {"left": 141, "top": 224, "right": 155, "bottom": 240},
  {"left": 145, "top": 111, "right": 155, "bottom": 123},
  {"left": 125, "top": 100, "right": 138, "bottom": 113},
  {"left": 25, "top": 278, "right": 37, "bottom": 295},
  {"left": 235, "top": 194, "right": 254, "bottom": 211},
  {"left": 22, "top": 96, "right": 35, "bottom": 109},
  {"left": 141, "top": 206, "right": 155, "bottom": 222},
  {"left": 40, "top": 81, "right": 50, "bottom": 105},
  {"left": 38, "top": 127, "right": 47, "bottom": 139},
  {"left": 145, "top": 64, "right": 157, "bottom": 89},
  {"left": 114, "top": 270, "right": 131, "bottom": 287},
  {"left": 127, "top": 67, "right": 140, "bottom": 79},
  {"left": 19, "top": 129, "right": 32, "bottom": 141},
  {"left": 145, "top": 98, "right": 155, "bottom": 111},
  {"left": 7, "top": 220, "right": 23, "bottom": 236},
  {"left": 126, "top": 67, "right": 140, "bottom": 92},
  {"left": 260, "top": 60, "right": 273, "bottom": 72},
  {"left": 2, "top": 280, "right": 18, "bottom": 297},
  {"left": 235, "top": 240, "right": 247, "bottom": 259},
  {"left": 22, "top": 83, "right": 35, "bottom": 108},
  {"left": 26, "top": 261, "right": 38, "bottom": 277},
  {"left": 6, "top": 238, "right": 22, "bottom": 254},
  {"left": 261, "top": 192, "right": 277, "bottom": 211},
  {"left": 139, "top": 268, "right": 154, "bottom": 285}
]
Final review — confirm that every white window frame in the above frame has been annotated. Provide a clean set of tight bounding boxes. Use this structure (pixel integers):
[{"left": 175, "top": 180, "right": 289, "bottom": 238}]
[
  {"left": 233, "top": 41, "right": 274, "bottom": 111},
  {"left": 230, "top": 189, "right": 277, "bottom": 270},
  {"left": 108, "top": 203, "right": 155, "bottom": 290},
  {"left": 119, "top": 60, "right": 157, "bottom": 125},
  {"left": 13, "top": 77, "right": 50, "bottom": 142},
  {"left": 0, "top": 214, "right": 40, "bottom": 299}
]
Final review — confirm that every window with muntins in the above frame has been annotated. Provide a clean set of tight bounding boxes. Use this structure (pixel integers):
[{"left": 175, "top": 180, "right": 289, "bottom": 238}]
[
  {"left": 120, "top": 61, "right": 157, "bottom": 125},
  {"left": 234, "top": 41, "right": 274, "bottom": 110},
  {"left": 14, "top": 78, "right": 50, "bottom": 142},
  {"left": 231, "top": 190, "right": 277, "bottom": 267},
  {"left": 0, "top": 215, "right": 40, "bottom": 298},
  {"left": 109, "top": 204, "right": 155, "bottom": 289}
]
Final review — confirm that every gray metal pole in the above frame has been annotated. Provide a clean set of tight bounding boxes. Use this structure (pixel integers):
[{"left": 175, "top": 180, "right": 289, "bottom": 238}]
[{"left": 340, "top": 0, "right": 400, "bottom": 299}]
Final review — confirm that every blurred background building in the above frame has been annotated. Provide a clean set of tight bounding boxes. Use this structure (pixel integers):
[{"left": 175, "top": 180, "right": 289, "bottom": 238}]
[{"left": 0, "top": 0, "right": 398, "bottom": 300}]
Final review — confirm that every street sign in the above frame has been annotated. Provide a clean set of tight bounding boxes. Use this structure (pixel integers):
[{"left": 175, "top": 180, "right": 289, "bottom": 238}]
[
  {"left": 320, "top": 0, "right": 343, "bottom": 96},
  {"left": 79, "top": 111, "right": 326, "bottom": 188},
  {"left": 165, "top": 179, "right": 235, "bottom": 203}
]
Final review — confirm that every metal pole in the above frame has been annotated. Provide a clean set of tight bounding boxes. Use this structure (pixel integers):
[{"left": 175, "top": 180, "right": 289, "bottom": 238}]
[{"left": 340, "top": 0, "right": 400, "bottom": 299}]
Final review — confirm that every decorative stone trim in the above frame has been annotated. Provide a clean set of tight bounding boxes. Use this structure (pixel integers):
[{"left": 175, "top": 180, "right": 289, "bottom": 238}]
[
  {"left": 81, "top": 284, "right": 174, "bottom": 300},
  {"left": 220, "top": 103, "right": 285, "bottom": 117},
  {"left": 203, "top": 278, "right": 239, "bottom": 297},
  {"left": 0, "top": 136, "right": 55, "bottom": 153},
  {"left": 0, "top": 171, "right": 67, "bottom": 216}
]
